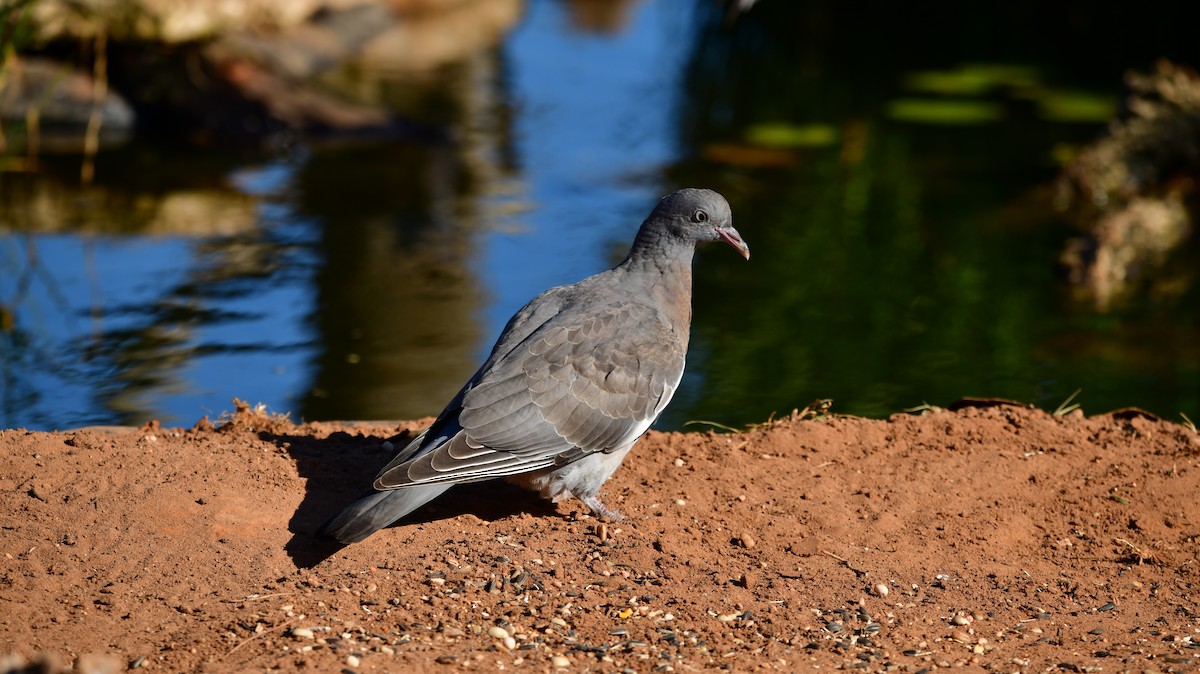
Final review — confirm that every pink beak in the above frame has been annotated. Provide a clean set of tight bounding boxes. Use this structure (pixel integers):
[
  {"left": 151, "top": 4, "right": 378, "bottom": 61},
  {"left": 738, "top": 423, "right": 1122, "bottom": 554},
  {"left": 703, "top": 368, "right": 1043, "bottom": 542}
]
[{"left": 717, "top": 226, "right": 751, "bottom": 260}]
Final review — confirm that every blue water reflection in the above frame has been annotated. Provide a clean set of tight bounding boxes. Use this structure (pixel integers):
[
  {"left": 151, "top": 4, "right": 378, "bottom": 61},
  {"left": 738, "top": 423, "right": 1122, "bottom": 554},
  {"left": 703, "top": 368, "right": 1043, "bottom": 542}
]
[
  {"left": 1, "top": 226, "right": 315, "bottom": 427},
  {"left": 481, "top": 1, "right": 696, "bottom": 336}
]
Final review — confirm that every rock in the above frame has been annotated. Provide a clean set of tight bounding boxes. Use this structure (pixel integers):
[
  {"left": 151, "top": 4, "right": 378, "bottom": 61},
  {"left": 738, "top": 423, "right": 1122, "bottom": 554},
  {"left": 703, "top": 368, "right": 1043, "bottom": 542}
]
[
  {"left": 358, "top": 0, "right": 521, "bottom": 73},
  {"left": 1057, "top": 60, "right": 1200, "bottom": 308},
  {"left": 30, "top": 0, "right": 368, "bottom": 43},
  {"left": 75, "top": 653, "right": 122, "bottom": 674},
  {"left": 0, "top": 57, "right": 133, "bottom": 151}
]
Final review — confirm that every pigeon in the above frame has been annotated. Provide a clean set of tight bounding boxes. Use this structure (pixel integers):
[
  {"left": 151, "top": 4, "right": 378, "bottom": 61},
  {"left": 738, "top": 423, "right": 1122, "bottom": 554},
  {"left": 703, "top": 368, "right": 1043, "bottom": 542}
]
[{"left": 322, "top": 188, "right": 749, "bottom": 543}]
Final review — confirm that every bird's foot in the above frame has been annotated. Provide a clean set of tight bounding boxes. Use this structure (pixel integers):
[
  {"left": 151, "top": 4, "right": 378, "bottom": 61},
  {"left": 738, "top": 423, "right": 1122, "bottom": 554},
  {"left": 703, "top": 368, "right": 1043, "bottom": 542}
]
[{"left": 582, "top": 496, "right": 625, "bottom": 522}]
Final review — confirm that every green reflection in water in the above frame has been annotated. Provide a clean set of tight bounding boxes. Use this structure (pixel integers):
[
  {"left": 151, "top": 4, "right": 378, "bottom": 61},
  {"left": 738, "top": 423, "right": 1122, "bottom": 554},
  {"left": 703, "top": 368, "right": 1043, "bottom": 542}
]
[
  {"left": 886, "top": 98, "right": 1005, "bottom": 125},
  {"left": 663, "top": 1, "right": 1200, "bottom": 428},
  {"left": 675, "top": 121, "right": 1200, "bottom": 426}
]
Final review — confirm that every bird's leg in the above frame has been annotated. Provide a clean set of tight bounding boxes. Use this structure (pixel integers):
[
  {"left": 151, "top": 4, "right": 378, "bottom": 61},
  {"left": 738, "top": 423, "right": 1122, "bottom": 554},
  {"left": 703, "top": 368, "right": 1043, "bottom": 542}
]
[{"left": 582, "top": 495, "right": 625, "bottom": 522}]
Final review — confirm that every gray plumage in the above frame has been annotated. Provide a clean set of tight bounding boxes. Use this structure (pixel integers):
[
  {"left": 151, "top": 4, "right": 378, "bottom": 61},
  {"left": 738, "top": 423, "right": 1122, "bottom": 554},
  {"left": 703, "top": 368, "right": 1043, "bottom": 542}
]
[{"left": 323, "top": 188, "right": 749, "bottom": 543}]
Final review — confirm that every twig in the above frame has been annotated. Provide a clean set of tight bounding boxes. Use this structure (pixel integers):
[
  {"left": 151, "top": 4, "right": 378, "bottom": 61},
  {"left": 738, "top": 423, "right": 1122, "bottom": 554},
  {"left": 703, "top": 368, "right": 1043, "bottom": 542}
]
[
  {"left": 245, "top": 592, "right": 295, "bottom": 601},
  {"left": 81, "top": 26, "right": 106, "bottom": 185},
  {"left": 821, "top": 550, "right": 866, "bottom": 577},
  {"left": 1114, "top": 537, "right": 1156, "bottom": 565},
  {"left": 683, "top": 419, "right": 741, "bottom": 433},
  {"left": 223, "top": 592, "right": 295, "bottom": 603},
  {"left": 223, "top": 617, "right": 297, "bottom": 660}
]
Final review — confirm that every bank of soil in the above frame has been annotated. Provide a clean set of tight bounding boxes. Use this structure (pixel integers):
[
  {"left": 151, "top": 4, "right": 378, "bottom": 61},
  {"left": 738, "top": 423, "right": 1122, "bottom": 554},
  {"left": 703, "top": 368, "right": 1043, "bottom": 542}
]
[{"left": 2, "top": 401, "right": 1198, "bottom": 673}]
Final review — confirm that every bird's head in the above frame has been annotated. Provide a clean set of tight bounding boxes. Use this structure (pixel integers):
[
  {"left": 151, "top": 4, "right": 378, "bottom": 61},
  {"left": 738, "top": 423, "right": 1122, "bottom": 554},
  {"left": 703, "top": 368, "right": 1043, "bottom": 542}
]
[{"left": 644, "top": 188, "right": 750, "bottom": 260}]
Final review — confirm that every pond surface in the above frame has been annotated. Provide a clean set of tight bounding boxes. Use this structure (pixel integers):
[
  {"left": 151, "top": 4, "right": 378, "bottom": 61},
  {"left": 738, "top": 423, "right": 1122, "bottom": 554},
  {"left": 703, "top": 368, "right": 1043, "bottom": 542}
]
[{"left": 2, "top": 1, "right": 1198, "bottom": 431}]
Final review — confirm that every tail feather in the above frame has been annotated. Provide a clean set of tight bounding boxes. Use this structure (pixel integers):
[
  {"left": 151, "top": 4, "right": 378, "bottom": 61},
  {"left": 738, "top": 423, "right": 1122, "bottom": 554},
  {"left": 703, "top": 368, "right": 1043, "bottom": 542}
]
[{"left": 320, "top": 484, "right": 451, "bottom": 544}]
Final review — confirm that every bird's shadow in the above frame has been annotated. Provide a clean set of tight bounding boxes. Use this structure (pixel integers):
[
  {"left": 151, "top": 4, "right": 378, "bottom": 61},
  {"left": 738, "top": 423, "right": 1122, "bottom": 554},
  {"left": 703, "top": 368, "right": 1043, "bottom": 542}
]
[{"left": 264, "top": 427, "right": 556, "bottom": 568}]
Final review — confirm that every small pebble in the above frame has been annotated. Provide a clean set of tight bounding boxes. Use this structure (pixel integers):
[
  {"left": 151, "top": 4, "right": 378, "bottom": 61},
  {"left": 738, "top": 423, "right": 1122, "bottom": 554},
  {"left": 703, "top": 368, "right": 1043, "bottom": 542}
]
[
  {"left": 952, "top": 614, "right": 971, "bottom": 626},
  {"left": 673, "top": 458, "right": 685, "bottom": 467},
  {"left": 675, "top": 499, "right": 687, "bottom": 506},
  {"left": 502, "top": 636, "right": 517, "bottom": 650},
  {"left": 551, "top": 655, "right": 571, "bottom": 667},
  {"left": 291, "top": 627, "right": 315, "bottom": 639},
  {"left": 488, "top": 626, "right": 509, "bottom": 640},
  {"left": 873, "top": 583, "right": 889, "bottom": 597},
  {"left": 738, "top": 532, "right": 757, "bottom": 549},
  {"left": 346, "top": 654, "right": 360, "bottom": 667}
]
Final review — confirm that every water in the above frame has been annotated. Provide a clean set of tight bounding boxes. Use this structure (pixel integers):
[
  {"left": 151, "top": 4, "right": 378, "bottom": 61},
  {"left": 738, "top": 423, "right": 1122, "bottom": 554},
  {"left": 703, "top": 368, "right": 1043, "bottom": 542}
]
[{"left": 2, "top": 1, "right": 1198, "bottom": 431}]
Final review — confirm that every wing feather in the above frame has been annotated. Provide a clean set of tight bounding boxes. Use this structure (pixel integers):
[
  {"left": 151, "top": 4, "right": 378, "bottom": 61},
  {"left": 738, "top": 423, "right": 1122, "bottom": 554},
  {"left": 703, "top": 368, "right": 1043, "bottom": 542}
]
[{"left": 375, "top": 279, "right": 686, "bottom": 489}]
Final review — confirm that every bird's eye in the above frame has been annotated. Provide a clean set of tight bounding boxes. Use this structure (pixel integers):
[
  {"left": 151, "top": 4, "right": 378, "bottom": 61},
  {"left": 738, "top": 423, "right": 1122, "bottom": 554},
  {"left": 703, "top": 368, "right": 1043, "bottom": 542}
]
[{"left": 692, "top": 209, "right": 708, "bottom": 223}]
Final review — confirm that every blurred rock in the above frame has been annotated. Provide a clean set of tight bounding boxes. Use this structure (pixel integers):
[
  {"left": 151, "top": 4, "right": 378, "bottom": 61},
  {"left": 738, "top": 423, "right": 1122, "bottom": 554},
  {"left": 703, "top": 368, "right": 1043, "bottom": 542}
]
[
  {"left": 200, "top": 9, "right": 401, "bottom": 140},
  {"left": 18, "top": 0, "right": 523, "bottom": 144},
  {"left": 209, "top": 4, "right": 396, "bottom": 82},
  {"left": 29, "top": 0, "right": 367, "bottom": 43},
  {"left": 0, "top": 56, "right": 133, "bottom": 152},
  {"left": 0, "top": 651, "right": 68, "bottom": 674},
  {"left": 1057, "top": 60, "right": 1200, "bottom": 308},
  {"left": 357, "top": 0, "right": 521, "bottom": 74},
  {"left": 1060, "top": 195, "right": 1192, "bottom": 307},
  {"left": 74, "top": 653, "right": 122, "bottom": 674}
]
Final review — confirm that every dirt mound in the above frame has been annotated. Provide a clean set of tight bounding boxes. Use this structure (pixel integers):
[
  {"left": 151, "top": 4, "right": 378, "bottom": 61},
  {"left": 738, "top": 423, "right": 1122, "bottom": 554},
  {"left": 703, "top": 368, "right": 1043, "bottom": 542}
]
[{"left": 2, "top": 403, "right": 1198, "bottom": 672}]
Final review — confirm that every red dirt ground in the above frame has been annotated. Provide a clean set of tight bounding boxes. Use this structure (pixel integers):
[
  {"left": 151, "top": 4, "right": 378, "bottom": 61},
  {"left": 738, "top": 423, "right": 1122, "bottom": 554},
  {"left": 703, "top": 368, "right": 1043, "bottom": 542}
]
[{"left": 2, "top": 400, "right": 1198, "bottom": 673}]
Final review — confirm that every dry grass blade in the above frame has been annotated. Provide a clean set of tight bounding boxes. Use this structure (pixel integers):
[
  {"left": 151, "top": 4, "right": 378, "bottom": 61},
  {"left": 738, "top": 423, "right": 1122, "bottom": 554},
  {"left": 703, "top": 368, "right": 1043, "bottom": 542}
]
[
  {"left": 682, "top": 419, "right": 742, "bottom": 433},
  {"left": 687, "top": 399, "right": 835, "bottom": 434},
  {"left": 747, "top": 399, "right": 835, "bottom": 432},
  {"left": 904, "top": 402, "right": 946, "bottom": 415},
  {"left": 222, "top": 618, "right": 297, "bottom": 660},
  {"left": 1053, "top": 388, "right": 1083, "bottom": 416}
]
